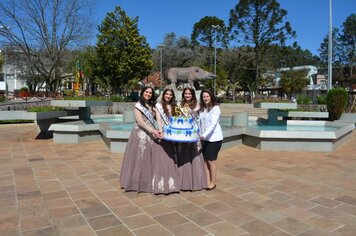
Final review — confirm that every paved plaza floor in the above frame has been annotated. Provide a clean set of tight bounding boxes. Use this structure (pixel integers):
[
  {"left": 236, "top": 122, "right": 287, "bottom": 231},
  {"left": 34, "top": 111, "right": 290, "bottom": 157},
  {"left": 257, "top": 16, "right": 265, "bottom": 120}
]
[{"left": 0, "top": 123, "right": 355, "bottom": 236}]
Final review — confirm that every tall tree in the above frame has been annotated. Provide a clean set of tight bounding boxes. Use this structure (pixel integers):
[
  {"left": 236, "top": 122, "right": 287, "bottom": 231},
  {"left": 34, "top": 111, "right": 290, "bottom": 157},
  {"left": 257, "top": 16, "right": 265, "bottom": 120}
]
[
  {"left": 191, "top": 16, "right": 228, "bottom": 48},
  {"left": 191, "top": 16, "right": 228, "bottom": 77},
  {"left": 0, "top": 0, "right": 93, "bottom": 95},
  {"left": 229, "top": 0, "right": 295, "bottom": 96},
  {"left": 318, "top": 28, "right": 343, "bottom": 66},
  {"left": 95, "top": 6, "right": 152, "bottom": 94},
  {"left": 339, "top": 14, "right": 356, "bottom": 83},
  {"left": 0, "top": 52, "right": 3, "bottom": 70},
  {"left": 339, "top": 14, "right": 356, "bottom": 111}
]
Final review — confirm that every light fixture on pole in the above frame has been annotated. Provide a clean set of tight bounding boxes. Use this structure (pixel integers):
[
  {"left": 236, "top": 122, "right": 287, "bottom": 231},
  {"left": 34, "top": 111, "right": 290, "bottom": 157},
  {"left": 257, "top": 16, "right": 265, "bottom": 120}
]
[
  {"left": 0, "top": 26, "right": 11, "bottom": 96},
  {"left": 158, "top": 44, "right": 164, "bottom": 86},
  {"left": 212, "top": 25, "right": 220, "bottom": 96},
  {"left": 327, "top": 0, "right": 333, "bottom": 90},
  {"left": 0, "top": 43, "right": 8, "bottom": 96}
]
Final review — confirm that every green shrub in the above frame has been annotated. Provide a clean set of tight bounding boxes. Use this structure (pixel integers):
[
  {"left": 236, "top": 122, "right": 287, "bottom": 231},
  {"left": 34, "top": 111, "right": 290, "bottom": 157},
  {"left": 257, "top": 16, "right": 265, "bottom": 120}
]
[
  {"left": 222, "top": 98, "right": 245, "bottom": 103},
  {"left": 63, "top": 90, "right": 75, "bottom": 97},
  {"left": 110, "top": 95, "right": 126, "bottom": 102},
  {"left": 296, "top": 95, "right": 312, "bottom": 105},
  {"left": 326, "top": 88, "right": 349, "bottom": 120},
  {"left": 316, "top": 95, "right": 327, "bottom": 104},
  {"left": 0, "top": 95, "right": 5, "bottom": 102},
  {"left": 63, "top": 96, "right": 108, "bottom": 101},
  {"left": 27, "top": 106, "right": 62, "bottom": 112}
]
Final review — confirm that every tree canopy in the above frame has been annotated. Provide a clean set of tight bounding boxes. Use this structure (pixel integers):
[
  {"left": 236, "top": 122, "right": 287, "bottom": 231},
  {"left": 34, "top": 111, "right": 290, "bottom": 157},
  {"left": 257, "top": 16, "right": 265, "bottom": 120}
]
[
  {"left": 279, "top": 69, "right": 309, "bottom": 98},
  {"left": 229, "top": 0, "right": 296, "bottom": 95},
  {"left": 0, "top": 0, "right": 93, "bottom": 94},
  {"left": 191, "top": 16, "right": 228, "bottom": 48},
  {"left": 95, "top": 6, "right": 153, "bottom": 94}
]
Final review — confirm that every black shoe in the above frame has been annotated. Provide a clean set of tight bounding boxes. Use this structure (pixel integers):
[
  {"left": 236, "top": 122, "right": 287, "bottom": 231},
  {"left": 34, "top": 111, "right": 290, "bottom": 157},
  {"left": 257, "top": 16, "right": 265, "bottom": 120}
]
[{"left": 206, "top": 185, "right": 216, "bottom": 191}]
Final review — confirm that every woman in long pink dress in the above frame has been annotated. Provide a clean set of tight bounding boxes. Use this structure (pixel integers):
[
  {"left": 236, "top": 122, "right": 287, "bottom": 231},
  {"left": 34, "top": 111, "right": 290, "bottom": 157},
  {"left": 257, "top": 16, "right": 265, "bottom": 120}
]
[
  {"left": 119, "top": 85, "right": 161, "bottom": 193},
  {"left": 176, "top": 87, "right": 208, "bottom": 191},
  {"left": 152, "top": 88, "right": 180, "bottom": 194}
]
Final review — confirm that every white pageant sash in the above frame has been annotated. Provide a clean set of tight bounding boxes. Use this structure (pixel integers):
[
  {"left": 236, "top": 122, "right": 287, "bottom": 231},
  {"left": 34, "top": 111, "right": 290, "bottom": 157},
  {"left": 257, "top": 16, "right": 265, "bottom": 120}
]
[
  {"left": 134, "top": 102, "right": 157, "bottom": 129},
  {"left": 155, "top": 103, "right": 169, "bottom": 125}
]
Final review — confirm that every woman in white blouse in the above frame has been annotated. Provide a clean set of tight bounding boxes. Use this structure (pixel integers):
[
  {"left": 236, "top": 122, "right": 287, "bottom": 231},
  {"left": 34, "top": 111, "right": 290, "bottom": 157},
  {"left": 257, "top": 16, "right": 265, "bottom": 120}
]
[{"left": 199, "top": 89, "right": 223, "bottom": 190}]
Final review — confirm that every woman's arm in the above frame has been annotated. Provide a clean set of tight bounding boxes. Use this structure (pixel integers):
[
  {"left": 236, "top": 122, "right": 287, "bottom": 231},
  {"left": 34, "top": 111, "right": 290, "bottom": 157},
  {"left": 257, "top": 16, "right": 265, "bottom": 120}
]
[
  {"left": 134, "top": 108, "right": 160, "bottom": 138},
  {"left": 154, "top": 108, "right": 164, "bottom": 138}
]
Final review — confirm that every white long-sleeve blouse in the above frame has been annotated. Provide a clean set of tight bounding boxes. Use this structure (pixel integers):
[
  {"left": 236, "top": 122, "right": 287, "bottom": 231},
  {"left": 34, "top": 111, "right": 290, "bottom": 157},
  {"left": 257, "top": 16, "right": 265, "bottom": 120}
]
[{"left": 199, "top": 105, "right": 223, "bottom": 142}]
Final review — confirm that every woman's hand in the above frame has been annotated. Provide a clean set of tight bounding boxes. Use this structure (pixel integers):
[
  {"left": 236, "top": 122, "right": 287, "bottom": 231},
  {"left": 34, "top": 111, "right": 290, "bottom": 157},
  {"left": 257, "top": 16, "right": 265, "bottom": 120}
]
[
  {"left": 152, "top": 130, "right": 162, "bottom": 139},
  {"left": 200, "top": 136, "right": 205, "bottom": 140}
]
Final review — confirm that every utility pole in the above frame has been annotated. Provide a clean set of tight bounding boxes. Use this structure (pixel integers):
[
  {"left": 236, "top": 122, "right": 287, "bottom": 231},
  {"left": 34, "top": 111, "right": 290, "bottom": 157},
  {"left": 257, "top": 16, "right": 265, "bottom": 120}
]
[
  {"left": 212, "top": 25, "right": 220, "bottom": 96},
  {"left": 327, "top": 0, "right": 333, "bottom": 90}
]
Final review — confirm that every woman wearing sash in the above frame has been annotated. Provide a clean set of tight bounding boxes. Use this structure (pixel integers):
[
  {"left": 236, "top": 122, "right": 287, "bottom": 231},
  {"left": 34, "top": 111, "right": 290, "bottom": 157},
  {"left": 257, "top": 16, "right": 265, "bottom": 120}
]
[
  {"left": 152, "top": 87, "right": 180, "bottom": 194},
  {"left": 120, "top": 85, "right": 162, "bottom": 193},
  {"left": 176, "top": 87, "right": 208, "bottom": 191}
]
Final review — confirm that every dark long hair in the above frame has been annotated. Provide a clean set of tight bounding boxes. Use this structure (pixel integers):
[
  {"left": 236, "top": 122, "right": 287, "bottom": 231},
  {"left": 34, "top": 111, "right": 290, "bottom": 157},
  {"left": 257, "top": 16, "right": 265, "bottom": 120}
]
[
  {"left": 161, "top": 88, "right": 177, "bottom": 116},
  {"left": 199, "top": 89, "right": 216, "bottom": 112},
  {"left": 139, "top": 86, "right": 156, "bottom": 108},
  {"left": 181, "top": 87, "right": 197, "bottom": 109}
]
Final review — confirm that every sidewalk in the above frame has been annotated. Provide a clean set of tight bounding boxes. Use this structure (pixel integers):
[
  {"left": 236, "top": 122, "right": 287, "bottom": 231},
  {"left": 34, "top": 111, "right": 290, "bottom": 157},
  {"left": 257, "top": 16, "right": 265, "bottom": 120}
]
[{"left": 0, "top": 123, "right": 355, "bottom": 235}]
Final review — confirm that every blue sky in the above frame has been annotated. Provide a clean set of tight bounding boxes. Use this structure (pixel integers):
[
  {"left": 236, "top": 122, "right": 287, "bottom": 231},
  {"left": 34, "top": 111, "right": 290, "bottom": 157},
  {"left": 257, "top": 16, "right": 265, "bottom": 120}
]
[{"left": 92, "top": 0, "right": 355, "bottom": 56}]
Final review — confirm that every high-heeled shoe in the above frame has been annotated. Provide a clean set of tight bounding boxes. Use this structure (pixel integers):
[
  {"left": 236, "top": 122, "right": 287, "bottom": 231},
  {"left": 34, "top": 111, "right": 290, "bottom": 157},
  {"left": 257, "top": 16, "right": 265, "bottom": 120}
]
[{"left": 206, "top": 185, "right": 216, "bottom": 191}]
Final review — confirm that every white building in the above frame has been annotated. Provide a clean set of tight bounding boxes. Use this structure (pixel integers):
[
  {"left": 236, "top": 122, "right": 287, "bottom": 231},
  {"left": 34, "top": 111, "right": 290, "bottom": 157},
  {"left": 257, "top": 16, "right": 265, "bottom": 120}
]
[
  {"left": 0, "top": 63, "right": 26, "bottom": 96},
  {"left": 274, "top": 65, "right": 321, "bottom": 90}
]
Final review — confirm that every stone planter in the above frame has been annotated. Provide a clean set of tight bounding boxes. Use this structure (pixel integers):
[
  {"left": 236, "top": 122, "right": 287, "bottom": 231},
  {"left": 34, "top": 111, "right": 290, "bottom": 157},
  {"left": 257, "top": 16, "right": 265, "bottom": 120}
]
[
  {"left": 254, "top": 102, "right": 297, "bottom": 109},
  {"left": 51, "top": 100, "right": 113, "bottom": 120}
]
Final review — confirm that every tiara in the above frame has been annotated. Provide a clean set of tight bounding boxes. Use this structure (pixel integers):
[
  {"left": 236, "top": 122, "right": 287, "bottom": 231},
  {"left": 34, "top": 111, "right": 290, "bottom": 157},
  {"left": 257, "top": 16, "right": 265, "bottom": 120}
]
[
  {"left": 182, "top": 83, "right": 195, "bottom": 90},
  {"left": 164, "top": 84, "right": 174, "bottom": 90},
  {"left": 144, "top": 82, "right": 155, "bottom": 89}
]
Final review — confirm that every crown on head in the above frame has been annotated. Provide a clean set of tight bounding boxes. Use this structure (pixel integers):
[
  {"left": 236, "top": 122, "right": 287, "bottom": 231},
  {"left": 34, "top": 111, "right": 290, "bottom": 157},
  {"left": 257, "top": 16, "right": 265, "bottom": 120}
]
[
  {"left": 144, "top": 82, "right": 155, "bottom": 89},
  {"left": 164, "top": 84, "right": 174, "bottom": 90},
  {"left": 182, "top": 83, "right": 195, "bottom": 90}
]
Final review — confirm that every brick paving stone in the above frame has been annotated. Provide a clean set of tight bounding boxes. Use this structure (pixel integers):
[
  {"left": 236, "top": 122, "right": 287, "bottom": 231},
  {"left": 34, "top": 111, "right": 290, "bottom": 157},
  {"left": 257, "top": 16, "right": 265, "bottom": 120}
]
[
  {"left": 142, "top": 203, "right": 174, "bottom": 217},
  {"left": 304, "top": 215, "right": 344, "bottom": 232},
  {"left": 307, "top": 205, "right": 342, "bottom": 219},
  {"left": 80, "top": 205, "right": 111, "bottom": 219},
  {"left": 279, "top": 206, "right": 315, "bottom": 221},
  {"left": 96, "top": 224, "right": 133, "bottom": 236},
  {"left": 49, "top": 205, "right": 80, "bottom": 219},
  {"left": 311, "top": 196, "right": 343, "bottom": 208},
  {"left": 121, "top": 213, "right": 156, "bottom": 230},
  {"left": 0, "top": 228, "right": 18, "bottom": 236},
  {"left": 154, "top": 212, "right": 189, "bottom": 229},
  {"left": 111, "top": 204, "right": 143, "bottom": 218},
  {"left": 205, "top": 221, "right": 249, "bottom": 236},
  {"left": 186, "top": 211, "right": 222, "bottom": 226},
  {"left": 133, "top": 224, "right": 173, "bottom": 236},
  {"left": 1, "top": 124, "right": 356, "bottom": 236},
  {"left": 335, "top": 195, "right": 356, "bottom": 206},
  {"left": 219, "top": 209, "right": 254, "bottom": 226},
  {"left": 172, "top": 203, "right": 203, "bottom": 216},
  {"left": 21, "top": 226, "right": 58, "bottom": 236},
  {"left": 170, "top": 222, "right": 209, "bottom": 236},
  {"left": 272, "top": 217, "right": 313, "bottom": 235},
  {"left": 87, "top": 214, "right": 122, "bottom": 231}
]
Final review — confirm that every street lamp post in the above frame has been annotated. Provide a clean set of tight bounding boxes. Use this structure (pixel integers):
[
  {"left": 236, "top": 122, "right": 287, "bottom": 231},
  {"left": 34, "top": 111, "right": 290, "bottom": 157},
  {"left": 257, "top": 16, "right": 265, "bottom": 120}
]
[
  {"left": 212, "top": 25, "right": 220, "bottom": 96},
  {"left": 327, "top": 0, "right": 333, "bottom": 90},
  {"left": 0, "top": 43, "right": 8, "bottom": 96},
  {"left": 158, "top": 44, "right": 164, "bottom": 87},
  {"left": 0, "top": 26, "right": 11, "bottom": 96}
]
